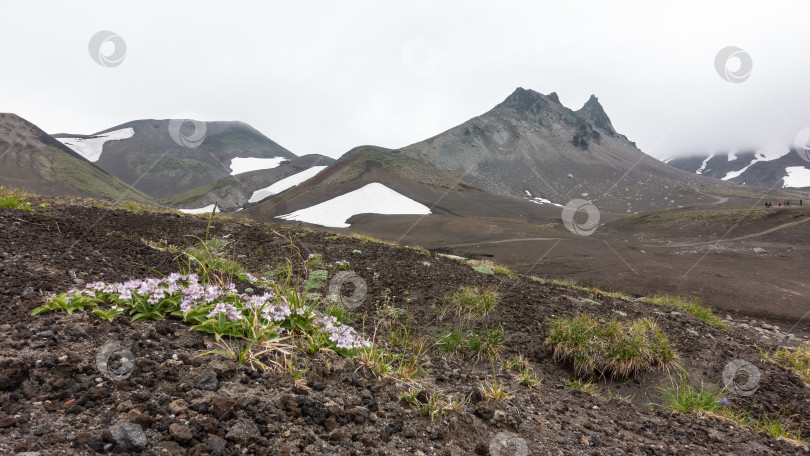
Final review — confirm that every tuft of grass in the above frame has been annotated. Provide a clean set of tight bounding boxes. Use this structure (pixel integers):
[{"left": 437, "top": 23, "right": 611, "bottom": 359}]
[
  {"left": 641, "top": 295, "right": 728, "bottom": 329},
  {"left": 185, "top": 237, "right": 245, "bottom": 282},
  {"left": 400, "top": 388, "right": 467, "bottom": 421},
  {"left": 436, "top": 327, "right": 503, "bottom": 361},
  {"left": 436, "top": 328, "right": 465, "bottom": 353},
  {"left": 349, "top": 233, "right": 397, "bottom": 246},
  {"left": 0, "top": 186, "right": 33, "bottom": 212},
  {"left": 567, "top": 378, "right": 599, "bottom": 395},
  {"left": 440, "top": 287, "right": 498, "bottom": 319},
  {"left": 479, "top": 375, "right": 510, "bottom": 400},
  {"left": 502, "top": 354, "right": 542, "bottom": 387},
  {"left": 763, "top": 346, "right": 810, "bottom": 385},
  {"left": 655, "top": 375, "right": 723, "bottom": 413},
  {"left": 654, "top": 376, "right": 807, "bottom": 443},
  {"left": 468, "top": 259, "right": 516, "bottom": 278},
  {"left": 546, "top": 313, "right": 678, "bottom": 379}
]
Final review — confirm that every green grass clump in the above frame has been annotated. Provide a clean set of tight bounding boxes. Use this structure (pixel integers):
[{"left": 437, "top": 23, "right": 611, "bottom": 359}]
[
  {"left": 440, "top": 287, "right": 498, "bottom": 318},
  {"left": 349, "top": 233, "right": 397, "bottom": 246},
  {"left": 546, "top": 313, "right": 678, "bottom": 378},
  {"left": 436, "top": 327, "right": 504, "bottom": 360},
  {"left": 567, "top": 378, "right": 599, "bottom": 395},
  {"left": 764, "top": 346, "right": 810, "bottom": 385},
  {"left": 468, "top": 259, "right": 515, "bottom": 278},
  {"left": 655, "top": 375, "right": 724, "bottom": 413},
  {"left": 641, "top": 295, "right": 727, "bottom": 329},
  {"left": 655, "top": 376, "right": 807, "bottom": 443},
  {"left": 0, "top": 187, "right": 33, "bottom": 212},
  {"left": 185, "top": 237, "right": 245, "bottom": 279}
]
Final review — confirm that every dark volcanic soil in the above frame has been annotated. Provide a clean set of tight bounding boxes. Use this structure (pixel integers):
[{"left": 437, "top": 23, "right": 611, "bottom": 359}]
[{"left": 2, "top": 198, "right": 810, "bottom": 455}]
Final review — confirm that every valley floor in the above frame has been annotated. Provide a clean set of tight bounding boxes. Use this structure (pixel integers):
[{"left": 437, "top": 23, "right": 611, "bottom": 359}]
[{"left": 1, "top": 198, "right": 809, "bottom": 455}]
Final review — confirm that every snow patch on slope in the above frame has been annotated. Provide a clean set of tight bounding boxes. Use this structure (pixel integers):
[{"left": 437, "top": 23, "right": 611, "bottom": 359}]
[
  {"left": 229, "top": 157, "right": 286, "bottom": 175},
  {"left": 696, "top": 153, "right": 715, "bottom": 175},
  {"left": 722, "top": 146, "right": 791, "bottom": 181},
  {"left": 278, "top": 182, "right": 431, "bottom": 228},
  {"left": 248, "top": 166, "right": 328, "bottom": 203},
  {"left": 178, "top": 204, "right": 220, "bottom": 214},
  {"left": 783, "top": 166, "right": 810, "bottom": 188},
  {"left": 56, "top": 128, "right": 135, "bottom": 162}
]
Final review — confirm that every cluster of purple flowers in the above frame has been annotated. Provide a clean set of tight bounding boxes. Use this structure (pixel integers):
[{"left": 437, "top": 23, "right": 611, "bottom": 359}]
[
  {"left": 314, "top": 315, "right": 370, "bottom": 350},
  {"left": 82, "top": 274, "right": 370, "bottom": 351},
  {"left": 85, "top": 274, "right": 242, "bottom": 319},
  {"left": 245, "top": 292, "right": 292, "bottom": 322}
]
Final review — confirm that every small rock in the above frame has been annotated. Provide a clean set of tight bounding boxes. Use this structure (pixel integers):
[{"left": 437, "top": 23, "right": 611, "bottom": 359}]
[
  {"left": 72, "top": 278, "right": 85, "bottom": 285},
  {"left": 402, "top": 426, "right": 417, "bottom": 438},
  {"left": 739, "top": 323, "right": 750, "bottom": 329},
  {"left": 28, "top": 341, "right": 45, "bottom": 350},
  {"left": 213, "top": 397, "right": 238, "bottom": 420},
  {"left": 762, "top": 323, "right": 774, "bottom": 330},
  {"left": 154, "top": 441, "right": 185, "bottom": 454},
  {"left": 195, "top": 370, "right": 218, "bottom": 391},
  {"left": 225, "top": 419, "right": 259, "bottom": 444},
  {"left": 16, "top": 452, "right": 42, "bottom": 456},
  {"left": 109, "top": 423, "right": 147, "bottom": 452},
  {"left": 169, "top": 423, "right": 193, "bottom": 443},
  {"left": 168, "top": 399, "right": 188, "bottom": 416},
  {"left": 206, "top": 434, "right": 227, "bottom": 451}
]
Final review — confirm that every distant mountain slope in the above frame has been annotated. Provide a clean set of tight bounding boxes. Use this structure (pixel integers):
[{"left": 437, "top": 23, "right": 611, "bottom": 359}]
[
  {"left": 665, "top": 148, "right": 810, "bottom": 189},
  {"left": 401, "top": 88, "right": 733, "bottom": 214},
  {"left": 241, "top": 146, "right": 561, "bottom": 228},
  {"left": 0, "top": 113, "right": 153, "bottom": 203},
  {"left": 54, "top": 120, "right": 296, "bottom": 199},
  {"left": 164, "top": 154, "right": 335, "bottom": 211}
]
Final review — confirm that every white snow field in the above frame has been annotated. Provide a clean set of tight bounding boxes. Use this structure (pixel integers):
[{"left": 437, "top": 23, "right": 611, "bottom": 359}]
[
  {"left": 248, "top": 166, "right": 328, "bottom": 203},
  {"left": 783, "top": 166, "right": 810, "bottom": 188},
  {"left": 56, "top": 128, "right": 135, "bottom": 162},
  {"left": 229, "top": 157, "right": 286, "bottom": 175},
  {"left": 178, "top": 204, "right": 220, "bottom": 214},
  {"left": 278, "top": 182, "right": 431, "bottom": 228}
]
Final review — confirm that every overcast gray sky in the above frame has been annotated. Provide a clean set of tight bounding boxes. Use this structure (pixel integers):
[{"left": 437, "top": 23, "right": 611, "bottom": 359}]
[{"left": 2, "top": 0, "right": 808, "bottom": 159}]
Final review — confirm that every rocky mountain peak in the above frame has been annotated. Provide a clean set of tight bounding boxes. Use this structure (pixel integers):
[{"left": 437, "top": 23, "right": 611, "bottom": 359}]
[{"left": 577, "top": 95, "right": 615, "bottom": 135}]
